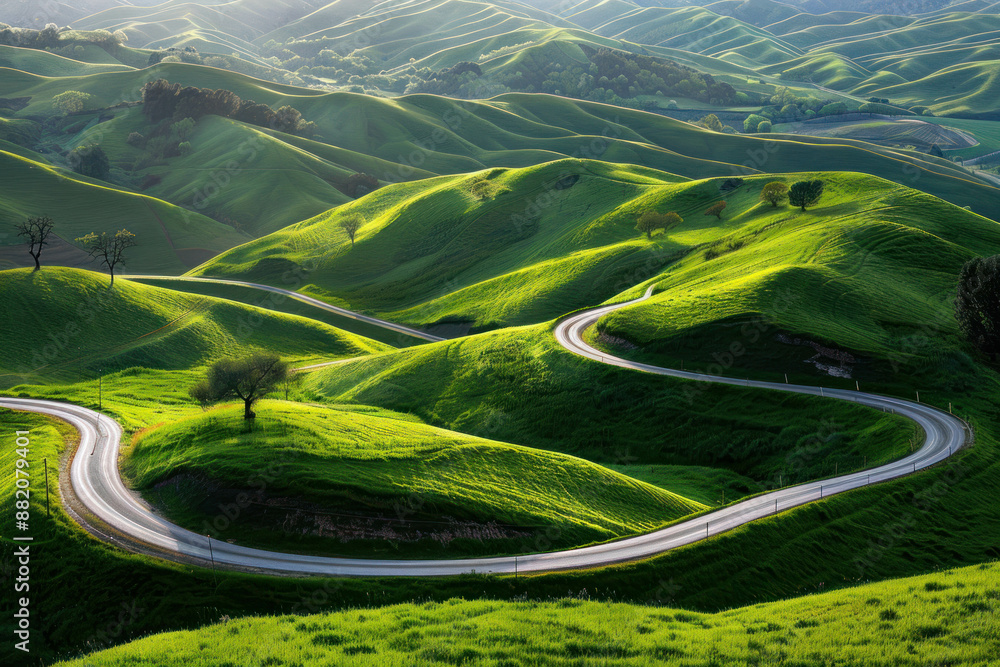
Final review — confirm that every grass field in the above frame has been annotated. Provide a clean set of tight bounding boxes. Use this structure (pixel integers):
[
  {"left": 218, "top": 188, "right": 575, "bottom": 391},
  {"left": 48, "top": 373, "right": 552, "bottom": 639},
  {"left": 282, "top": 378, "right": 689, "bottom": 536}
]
[
  {"left": 0, "top": 148, "right": 248, "bottom": 273},
  {"left": 0, "top": 267, "right": 388, "bottom": 386},
  {"left": 124, "top": 400, "right": 706, "bottom": 557},
  {"left": 587, "top": 171, "right": 1000, "bottom": 395},
  {"left": 126, "top": 277, "right": 426, "bottom": 348},
  {"left": 299, "top": 322, "right": 916, "bottom": 483},
  {"left": 54, "top": 560, "right": 1000, "bottom": 666},
  {"left": 191, "top": 165, "right": 1000, "bottom": 353},
  {"left": 3, "top": 2, "right": 1000, "bottom": 663},
  {"left": 0, "top": 45, "right": 133, "bottom": 77}
]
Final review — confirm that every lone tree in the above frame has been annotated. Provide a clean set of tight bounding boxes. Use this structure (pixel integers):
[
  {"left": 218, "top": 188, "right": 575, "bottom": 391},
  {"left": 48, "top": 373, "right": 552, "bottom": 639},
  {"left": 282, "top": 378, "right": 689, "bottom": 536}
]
[
  {"left": 704, "top": 201, "right": 727, "bottom": 219},
  {"left": 759, "top": 181, "right": 789, "bottom": 207},
  {"left": 189, "top": 354, "right": 290, "bottom": 421},
  {"left": 52, "top": 90, "right": 93, "bottom": 115},
  {"left": 69, "top": 145, "right": 111, "bottom": 181},
  {"left": 636, "top": 211, "right": 682, "bottom": 239},
  {"left": 345, "top": 172, "right": 379, "bottom": 198},
  {"left": 955, "top": 254, "right": 1000, "bottom": 362},
  {"left": 788, "top": 179, "right": 824, "bottom": 211},
  {"left": 340, "top": 215, "right": 362, "bottom": 246},
  {"left": 16, "top": 215, "right": 54, "bottom": 271},
  {"left": 76, "top": 229, "right": 137, "bottom": 287}
]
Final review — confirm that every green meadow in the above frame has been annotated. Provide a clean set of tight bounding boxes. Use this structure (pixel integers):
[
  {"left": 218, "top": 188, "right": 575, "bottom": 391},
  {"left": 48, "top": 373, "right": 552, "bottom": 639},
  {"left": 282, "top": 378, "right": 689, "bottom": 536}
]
[
  {"left": 53, "top": 561, "right": 1000, "bottom": 666},
  {"left": 125, "top": 400, "right": 706, "bottom": 558}
]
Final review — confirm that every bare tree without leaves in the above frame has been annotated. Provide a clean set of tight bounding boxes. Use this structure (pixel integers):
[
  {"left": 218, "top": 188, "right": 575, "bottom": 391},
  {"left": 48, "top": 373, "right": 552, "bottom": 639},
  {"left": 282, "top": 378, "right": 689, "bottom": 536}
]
[
  {"left": 189, "top": 354, "right": 290, "bottom": 421},
  {"left": 340, "top": 215, "right": 362, "bottom": 246},
  {"left": 76, "top": 229, "right": 137, "bottom": 288},
  {"left": 16, "top": 216, "right": 55, "bottom": 271}
]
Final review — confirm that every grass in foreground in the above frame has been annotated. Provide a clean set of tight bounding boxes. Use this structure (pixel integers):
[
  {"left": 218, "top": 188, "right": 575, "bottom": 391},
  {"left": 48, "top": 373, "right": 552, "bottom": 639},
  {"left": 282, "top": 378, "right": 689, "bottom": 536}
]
[
  {"left": 125, "top": 401, "right": 705, "bottom": 557},
  {"left": 55, "top": 561, "right": 1000, "bottom": 666}
]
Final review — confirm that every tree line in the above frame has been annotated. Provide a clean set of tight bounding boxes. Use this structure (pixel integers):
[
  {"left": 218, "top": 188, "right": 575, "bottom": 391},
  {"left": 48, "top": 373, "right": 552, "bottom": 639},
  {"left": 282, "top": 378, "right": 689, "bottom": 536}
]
[{"left": 140, "top": 79, "right": 318, "bottom": 138}]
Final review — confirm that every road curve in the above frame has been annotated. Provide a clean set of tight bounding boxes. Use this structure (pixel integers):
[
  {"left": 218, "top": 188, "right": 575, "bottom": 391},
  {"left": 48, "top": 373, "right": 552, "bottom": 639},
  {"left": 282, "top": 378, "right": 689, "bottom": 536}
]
[
  {"left": 0, "top": 285, "right": 969, "bottom": 576},
  {"left": 122, "top": 274, "right": 445, "bottom": 343}
]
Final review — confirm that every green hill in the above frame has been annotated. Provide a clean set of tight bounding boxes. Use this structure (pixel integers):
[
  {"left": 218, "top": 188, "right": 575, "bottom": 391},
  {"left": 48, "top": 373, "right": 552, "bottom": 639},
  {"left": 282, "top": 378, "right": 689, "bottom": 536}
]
[
  {"left": 0, "top": 267, "right": 389, "bottom": 386},
  {"left": 54, "top": 560, "right": 1000, "bottom": 667},
  {"left": 0, "top": 148, "right": 248, "bottom": 273},
  {"left": 0, "top": 44, "right": 133, "bottom": 76},
  {"left": 190, "top": 162, "right": 1000, "bottom": 334},
  {"left": 592, "top": 171, "right": 1000, "bottom": 385},
  {"left": 125, "top": 400, "right": 707, "bottom": 557}
]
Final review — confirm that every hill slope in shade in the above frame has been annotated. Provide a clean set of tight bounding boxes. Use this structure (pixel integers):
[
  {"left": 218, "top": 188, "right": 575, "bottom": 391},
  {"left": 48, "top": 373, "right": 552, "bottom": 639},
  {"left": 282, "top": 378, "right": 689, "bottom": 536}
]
[
  {"left": 0, "top": 267, "right": 389, "bottom": 386},
  {"left": 0, "top": 149, "right": 249, "bottom": 273}
]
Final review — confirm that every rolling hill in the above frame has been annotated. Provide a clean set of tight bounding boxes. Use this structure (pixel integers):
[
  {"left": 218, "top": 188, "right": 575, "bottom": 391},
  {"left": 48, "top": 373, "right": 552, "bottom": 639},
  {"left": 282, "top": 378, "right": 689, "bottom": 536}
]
[
  {"left": 54, "top": 560, "right": 1000, "bottom": 667},
  {"left": 0, "top": 147, "right": 249, "bottom": 273},
  {"left": 125, "top": 399, "right": 707, "bottom": 557},
  {"left": 190, "top": 161, "right": 1000, "bottom": 336},
  {"left": 0, "top": 267, "right": 389, "bottom": 386}
]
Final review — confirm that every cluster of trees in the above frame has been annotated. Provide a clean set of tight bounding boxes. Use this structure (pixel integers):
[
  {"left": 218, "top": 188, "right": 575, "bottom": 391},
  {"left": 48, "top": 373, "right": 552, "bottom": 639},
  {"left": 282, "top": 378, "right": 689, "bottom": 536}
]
[
  {"left": 140, "top": 79, "right": 317, "bottom": 138},
  {"left": 0, "top": 23, "right": 126, "bottom": 51},
  {"left": 471, "top": 47, "right": 740, "bottom": 108},
  {"left": 757, "top": 180, "right": 824, "bottom": 211},
  {"left": 635, "top": 179, "right": 826, "bottom": 240},
  {"left": 956, "top": 255, "right": 1000, "bottom": 362}
]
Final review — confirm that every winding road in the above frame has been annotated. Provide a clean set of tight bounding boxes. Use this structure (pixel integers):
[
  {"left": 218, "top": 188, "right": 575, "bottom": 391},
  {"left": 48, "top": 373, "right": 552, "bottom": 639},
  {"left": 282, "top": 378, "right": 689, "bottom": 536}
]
[{"left": 0, "top": 281, "right": 970, "bottom": 576}]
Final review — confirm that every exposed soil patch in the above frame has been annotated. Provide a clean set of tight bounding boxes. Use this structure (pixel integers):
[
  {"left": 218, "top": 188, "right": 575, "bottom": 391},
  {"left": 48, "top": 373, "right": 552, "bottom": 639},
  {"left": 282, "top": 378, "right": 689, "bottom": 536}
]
[
  {"left": 149, "top": 473, "right": 532, "bottom": 549},
  {"left": 776, "top": 333, "right": 858, "bottom": 378}
]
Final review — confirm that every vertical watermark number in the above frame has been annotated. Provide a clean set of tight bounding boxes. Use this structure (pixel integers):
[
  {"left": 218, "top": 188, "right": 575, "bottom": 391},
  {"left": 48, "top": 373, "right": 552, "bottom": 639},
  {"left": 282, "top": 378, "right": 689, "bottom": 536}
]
[{"left": 12, "top": 430, "right": 33, "bottom": 653}]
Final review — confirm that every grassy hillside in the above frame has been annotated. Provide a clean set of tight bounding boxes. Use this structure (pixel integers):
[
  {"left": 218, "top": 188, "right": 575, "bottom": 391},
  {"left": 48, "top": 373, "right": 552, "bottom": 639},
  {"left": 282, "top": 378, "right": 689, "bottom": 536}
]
[
  {"left": 191, "top": 160, "right": 694, "bottom": 329},
  {"left": 54, "top": 560, "right": 1000, "bottom": 666},
  {"left": 191, "top": 164, "right": 1000, "bottom": 336},
  {"left": 0, "top": 44, "right": 133, "bottom": 76},
  {"left": 125, "top": 400, "right": 706, "bottom": 557},
  {"left": 0, "top": 148, "right": 248, "bottom": 273},
  {"left": 299, "top": 321, "right": 915, "bottom": 482},
  {"left": 592, "top": 171, "right": 1000, "bottom": 388},
  {"left": 0, "top": 267, "right": 389, "bottom": 386}
]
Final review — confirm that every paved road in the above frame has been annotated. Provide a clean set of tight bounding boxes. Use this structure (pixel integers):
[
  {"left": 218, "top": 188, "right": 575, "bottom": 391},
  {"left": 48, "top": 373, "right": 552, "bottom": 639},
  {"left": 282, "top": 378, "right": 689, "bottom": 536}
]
[
  {"left": 122, "top": 274, "right": 444, "bottom": 343},
  {"left": 0, "top": 283, "right": 970, "bottom": 576}
]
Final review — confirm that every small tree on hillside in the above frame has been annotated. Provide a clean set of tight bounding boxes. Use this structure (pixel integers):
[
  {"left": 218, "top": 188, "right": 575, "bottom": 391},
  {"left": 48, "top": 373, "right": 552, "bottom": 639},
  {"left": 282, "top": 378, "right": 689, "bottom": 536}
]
[
  {"left": 759, "top": 182, "right": 789, "bottom": 207},
  {"left": 743, "top": 114, "right": 767, "bottom": 133},
  {"left": 955, "top": 254, "right": 1000, "bottom": 362},
  {"left": 697, "top": 114, "right": 724, "bottom": 132},
  {"left": 635, "top": 211, "right": 682, "bottom": 239},
  {"left": 16, "top": 216, "right": 55, "bottom": 271},
  {"left": 76, "top": 229, "right": 137, "bottom": 288},
  {"left": 340, "top": 215, "right": 362, "bottom": 246},
  {"left": 788, "top": 180, "right": 824, "bottom": 211},
  {"left": 345, "top": 172, "right": 379, "bottom": 198},
  {"left": 704, "top": 201, "right": 727, "bottom": 219},
  {"left": 53, "top": 91, "right": 93, "bottom": 115},
  {"left": 69, "top": 145, "right": 111, "bottom": 181},
  {"left": 189, "top": 354, "right": 290, "bottom": 421}
]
